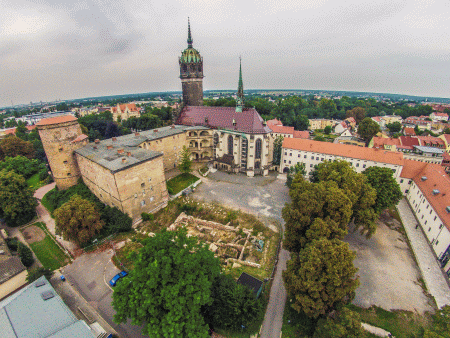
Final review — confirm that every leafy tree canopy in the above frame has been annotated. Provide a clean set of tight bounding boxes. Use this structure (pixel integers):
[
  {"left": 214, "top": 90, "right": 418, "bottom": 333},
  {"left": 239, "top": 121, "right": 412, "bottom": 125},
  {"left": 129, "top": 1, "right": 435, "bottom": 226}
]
[
  {"left": 179, "top": 145, "right": 192, "bottom": 174},
  {"left": 358, "top": 118, "right": 381, "bottom": 143},
  {"left": 54, "top": 194, "right": 103, "bottom": 245},
  {"left": 283, "top": 238, "right": 359, "bottom": 318},
  {"left": 272, "top": 136, "right": 284, "bottom": 166},
  {"left": 0, "top": 156, "right": 44, "bottom": 179},
  {"left": 112, "top": 228, "right": 221, "bottom": 338},
  {"left": 363, "top": 166, "right": 403, "bottom": 214},
  {"left": 27, "top": 267, "right": 54, "bottom": 283},
  {"left": 0, "top": 136, "right": 34, "bottom": 160},
  {"left": 386, "top": 121, "right": 402, "bottom": 133},
  {"left": 313, "top": 308, "right": 367, "bottom": 338},
  {"left": 286, "top": 162, "right": 306, "bottom": 188},
  {"left": 346, "top": 107, "right": 366, "bottom": 124}
]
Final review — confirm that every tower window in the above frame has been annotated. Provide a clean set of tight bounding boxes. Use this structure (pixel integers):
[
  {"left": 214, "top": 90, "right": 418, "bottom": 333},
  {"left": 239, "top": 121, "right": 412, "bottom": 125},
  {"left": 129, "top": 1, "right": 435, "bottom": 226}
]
[
  {"left": 59, "top": 147, "right": 63, "bottom": 152},
  {"left": 255, "top": 139, "right": 262, "bottom": 159},
  {"left": 228, "top": 135, "right": 233, "bottom": 155}
]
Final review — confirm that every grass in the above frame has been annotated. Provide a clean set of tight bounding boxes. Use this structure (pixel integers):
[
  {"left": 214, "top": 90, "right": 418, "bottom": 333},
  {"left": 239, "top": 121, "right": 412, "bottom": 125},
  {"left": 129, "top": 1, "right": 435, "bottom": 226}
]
[
  {"left": 26, "top": 173, "right": 45, "bottom": 191},
  {"left": 41, "top": 189, "right": 55, "bottom": 213},
  {"left": 25, "top": 222, "right": 70, "bottom": 270},
  {"left": 166, "top": 173, "right": 199, "bottom": 195}
]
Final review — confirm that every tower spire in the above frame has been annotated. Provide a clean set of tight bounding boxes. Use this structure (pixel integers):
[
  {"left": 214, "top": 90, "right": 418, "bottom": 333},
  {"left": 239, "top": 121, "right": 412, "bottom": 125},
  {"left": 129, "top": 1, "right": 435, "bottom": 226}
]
[
  {"left": 236, "top": 57, "right": 244, "bottom": 112},
  {"left": 187, "top": 17, "right": 193, "bottom": 48}
]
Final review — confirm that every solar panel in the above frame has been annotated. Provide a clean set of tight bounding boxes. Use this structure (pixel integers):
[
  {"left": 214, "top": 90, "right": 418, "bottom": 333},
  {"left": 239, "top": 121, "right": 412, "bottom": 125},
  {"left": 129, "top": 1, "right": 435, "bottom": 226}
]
[
  {"left": 35, "top": 280, "right": 46, "bottom": 287},
  {"left": 41, "top": 291, "right": 55, "bottom": 300}
]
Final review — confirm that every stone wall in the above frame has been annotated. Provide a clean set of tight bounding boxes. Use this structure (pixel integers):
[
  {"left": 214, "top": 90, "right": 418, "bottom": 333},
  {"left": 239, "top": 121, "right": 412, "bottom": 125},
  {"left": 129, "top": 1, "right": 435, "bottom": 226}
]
[
  {"left": 181, "top": 79, "right": 203, "bottom": 106},
  {"left": 141, "top": 131, "right": 187, "bottom": 171}
]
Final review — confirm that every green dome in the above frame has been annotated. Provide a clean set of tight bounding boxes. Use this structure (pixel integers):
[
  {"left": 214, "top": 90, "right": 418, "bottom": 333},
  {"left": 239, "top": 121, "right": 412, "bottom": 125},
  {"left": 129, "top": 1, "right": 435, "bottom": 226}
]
[{"left": 180, "top": 48, "right": 202, "bottom": 63}]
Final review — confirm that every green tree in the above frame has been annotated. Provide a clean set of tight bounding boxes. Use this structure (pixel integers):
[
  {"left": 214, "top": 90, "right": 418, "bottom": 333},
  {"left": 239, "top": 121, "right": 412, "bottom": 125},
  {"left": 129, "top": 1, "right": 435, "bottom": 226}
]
[
  {"left": 283, "top": 238, "right": 359, "bottom": 318},
  {"left": 313, "top": 308, "right": 367, "bottom": 338},
  {"left": 54, "top": 195, "right": 103, "bottom": 245},
  {"left": 315, "top": 160, "right": 378, "bottom": 237},
  {"left": 319, "top": 98, "right": 337, "bottom": 118},
  {"left": 286, "top": 162, "right": 306, "bottom": 188},
  {"left": 27, "top": 267, "right": 54, "bottom": 283},
  {"left": 294, "top": 114, "right": 310, "bottom": 131},
  {"left": 363, "top": 166, "right": 403, "bottom": 214},
  {"left": 346, "top": 107, "right": 366, "bottom": 124},
  {"left": 203, "top": 274, "right": 262, "bottom": 333},
  {"left": 386, "top": 121, "right": 402, "bottom": 133},
  {"left": 0, "top": 156, "right": 43, "bottom": 179},
  {"left": 283, "top": 176, "right": 352, "bottom": 252},
  {"left": 272, "top": 136, "right": 284, "bottom": 166},
  {"left": 357, "top": 117, "right": 381, "bottom": 143},
  {"left": 324, "top": 125, "right": 332, "bottom": 135},
  {"left": 18, "top": 242, "right": 34, "bottom": 267},
  {"left": 112, "top": 228, "right": 221, "bottom": 338},
  {"left": 0, "top": 136, "right": 34, "bottom": 160},
  {"left": 0, "top": 169, "right": 37, "bottom": 226},
  {"left": 179, "top": 145, "right": 192, "bottom": 174}
]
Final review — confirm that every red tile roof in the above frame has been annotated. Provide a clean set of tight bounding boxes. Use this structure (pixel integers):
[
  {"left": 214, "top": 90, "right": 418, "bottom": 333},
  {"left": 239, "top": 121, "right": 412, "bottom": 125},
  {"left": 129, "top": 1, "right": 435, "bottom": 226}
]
[
  {"left": 283, "top": 138, "right": 404, "bottom": 165},
  {"left": 441, "top": 134, "right": 450, "bottom": 143},
  {"left": 371, "top": 137, "right": 401, "bottom": 149},
  {"left": 71, "top": 134, "right": 88, "bottom": 143},
  {"left": 4, "top": 125, "right": 37, "bottom": 135},
  {"left": 177, "top": 106, "right": 271, "bottom": 134},
  {"left": 36, "top": 115, "right": 76, "bottom": 126},
  {"left": 403, "top": 127, "right": 416, "bottom": 136},
  {"left": 417, "top": 136, "right": 445, "bottom": 147},
  {"left": 400, "top": 159, "right": 428, "bottom": 179},
  {"left": 399, "top": 136, "right": 419, "bottom": 148},
  {"left": 293, "top": 130, "right": 310, "bottom": 139}
]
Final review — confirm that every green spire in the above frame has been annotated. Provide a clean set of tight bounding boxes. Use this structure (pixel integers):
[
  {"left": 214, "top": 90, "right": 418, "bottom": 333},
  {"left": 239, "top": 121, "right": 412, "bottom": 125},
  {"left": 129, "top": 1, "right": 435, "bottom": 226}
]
[
  {"left": 187, "top": 17, "right": 193, "bottom": 48},
  {"left": 236, "top": 57, "right": 244, "bottom": 112}
]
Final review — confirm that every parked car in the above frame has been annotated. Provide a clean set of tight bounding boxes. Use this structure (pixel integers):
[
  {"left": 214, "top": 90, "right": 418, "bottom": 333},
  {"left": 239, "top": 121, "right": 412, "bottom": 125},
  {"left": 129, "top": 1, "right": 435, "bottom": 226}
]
[{"left": 109, "top": 271, "right": 128, "bottom": 287}]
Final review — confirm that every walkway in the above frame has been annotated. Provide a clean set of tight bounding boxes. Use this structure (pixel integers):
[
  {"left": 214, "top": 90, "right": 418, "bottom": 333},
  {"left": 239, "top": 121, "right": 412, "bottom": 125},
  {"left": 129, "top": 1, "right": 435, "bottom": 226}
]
[{"left": 397, "top": 198, "right": 450, "bottom": 309}]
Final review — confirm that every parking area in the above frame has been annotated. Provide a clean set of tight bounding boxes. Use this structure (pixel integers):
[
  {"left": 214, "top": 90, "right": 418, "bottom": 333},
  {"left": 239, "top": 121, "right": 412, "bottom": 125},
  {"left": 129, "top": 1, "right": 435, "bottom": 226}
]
[{"left": 62, "top": 249, "right": 146, "bottom": 338}]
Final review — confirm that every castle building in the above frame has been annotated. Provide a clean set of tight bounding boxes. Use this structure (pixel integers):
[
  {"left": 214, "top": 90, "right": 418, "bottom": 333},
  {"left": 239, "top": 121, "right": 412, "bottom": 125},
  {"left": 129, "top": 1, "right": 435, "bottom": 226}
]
[{"left": 179, "top": 18, "right": 204, "bottom": 106}]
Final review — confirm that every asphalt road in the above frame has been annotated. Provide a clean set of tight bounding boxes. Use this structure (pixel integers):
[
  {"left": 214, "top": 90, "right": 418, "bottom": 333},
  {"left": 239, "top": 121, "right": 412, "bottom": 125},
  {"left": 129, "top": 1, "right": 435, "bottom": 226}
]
[
  {"left": 62, "top": 249, "right": 147, "bottom": 338},
  {"left": 193, "top": 171, "right": 291, "bottom": 338}
]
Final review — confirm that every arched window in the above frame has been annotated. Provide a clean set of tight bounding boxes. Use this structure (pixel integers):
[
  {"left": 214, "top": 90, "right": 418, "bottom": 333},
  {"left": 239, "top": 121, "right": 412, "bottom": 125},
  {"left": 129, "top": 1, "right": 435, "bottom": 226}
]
[
  {"left": 228, "top": 135, "right": 233, "bottom": 155},
  {"left": 183, "top": 65, "right": 187, "bottom": 73},
  {"left": 255, "top": 139, "right": 262, "bottom": 159}
]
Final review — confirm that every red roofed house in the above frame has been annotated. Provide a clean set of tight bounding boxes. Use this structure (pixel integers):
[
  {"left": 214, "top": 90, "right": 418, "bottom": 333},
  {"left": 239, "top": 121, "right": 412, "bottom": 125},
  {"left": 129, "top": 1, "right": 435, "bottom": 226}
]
[
  {"left": 439, "top": 134, "right": 450, "bottom": 153},
  {"left": 403, "top": 127, "right": 416, "bottom": 136},
  {"left": 431, "top": 112, "right": 449, "bottom": 122},
  {"left": 111, "top": 103, "right": 140, "bottom": 122},
  {"left": 266, "top": 119, "right": 310, "bottom": 140}
]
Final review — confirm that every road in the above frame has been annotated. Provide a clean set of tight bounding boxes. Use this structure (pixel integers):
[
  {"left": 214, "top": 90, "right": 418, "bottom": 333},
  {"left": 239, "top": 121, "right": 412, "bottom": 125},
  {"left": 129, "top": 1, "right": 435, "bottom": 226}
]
[{"left": 193, "top": 171, "right": 290, "bottom": 338}]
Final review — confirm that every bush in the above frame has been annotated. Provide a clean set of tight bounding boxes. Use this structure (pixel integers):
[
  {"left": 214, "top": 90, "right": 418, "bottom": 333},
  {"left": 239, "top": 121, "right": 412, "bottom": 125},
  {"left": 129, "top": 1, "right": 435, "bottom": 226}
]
[
  {"left": 27, "top": 267, "right": 53, "bottom": 283},
  {"left": 6, "top": 237, "right": 19, "bottom": 252},
  {"left": 178, "top": 203, "right": 197, "bottom": 215},
  {"left": 38, "top": 169, "right": 49, "bottom": 182},
  {"left": 18, "top": 242, "right": 34, "bottom": 267},
  {"left": 102, "top": 206, "right": 132, "bottom": 234},
  {"left": 141, "top": 212, "right": 154, "bottom": 221}
]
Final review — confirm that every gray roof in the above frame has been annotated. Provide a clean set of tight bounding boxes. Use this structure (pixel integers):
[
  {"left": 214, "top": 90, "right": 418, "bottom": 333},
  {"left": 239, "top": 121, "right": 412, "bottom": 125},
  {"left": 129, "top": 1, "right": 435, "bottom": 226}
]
[
  {"left": 75, "top": 125, "right": 208, "bottom": 173},
  {"left": 414, "top": 146, "right": 445, "bottom": 154},
  {"left": 0, "top": 276, "right": 95, "bottom": 338},
  {"left": 0, "top": 257, "right": 26, "bottom": 284}
]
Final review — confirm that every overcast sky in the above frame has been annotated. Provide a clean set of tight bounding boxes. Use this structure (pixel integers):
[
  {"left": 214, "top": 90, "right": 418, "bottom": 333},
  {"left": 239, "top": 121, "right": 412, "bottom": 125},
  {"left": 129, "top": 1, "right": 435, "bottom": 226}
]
[{"left": 1, "top": 0, "right": 450, "bottom": 107}]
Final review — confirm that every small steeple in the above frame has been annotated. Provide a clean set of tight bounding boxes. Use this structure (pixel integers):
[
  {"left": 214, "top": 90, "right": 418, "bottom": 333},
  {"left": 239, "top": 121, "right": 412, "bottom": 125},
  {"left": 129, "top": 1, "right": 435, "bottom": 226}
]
[
  {"left": 187, "top": 17, "right": 193, "bottom": 48},
  {"left": 236, "top": 57, "right": 244, "bottom": 112}
]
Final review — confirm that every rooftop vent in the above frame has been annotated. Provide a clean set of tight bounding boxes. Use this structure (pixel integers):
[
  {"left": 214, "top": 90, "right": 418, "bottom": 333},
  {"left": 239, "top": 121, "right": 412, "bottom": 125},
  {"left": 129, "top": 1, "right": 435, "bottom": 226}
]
[
  {"left": 94, "top": 139, "right": 100, "bottom": 144},
  {"left": 205, "top": 117, "right": 208, "bottom": 123},
  {"left": 421, "top": 176, "right": 427, "bottom": 181},
  {"left": 433, "top": 189, "right": 440, "bottom": 195},
  {"left": 35, "top": 280, "right": 46, "bottom": 288},
  {"left": 117, "top": 149, "right": 124, "bottom": 154},
  {"left": 135, "top": 132, "right": 140, "bottom": 136},
  {"left": 107, "top": 145, "right": 113, "bottom": 150},
  {"left": 447, "top": 206, "right": 450, "bottom": 213},
  {"left": 112, "top": 137, "right": 117, "bottom": 141},
  {"left": 41, "top": 291, "right": 55, "bottom": 301},
  {"left": 232, "top": 119, "right": 236, "bottom": 126}
]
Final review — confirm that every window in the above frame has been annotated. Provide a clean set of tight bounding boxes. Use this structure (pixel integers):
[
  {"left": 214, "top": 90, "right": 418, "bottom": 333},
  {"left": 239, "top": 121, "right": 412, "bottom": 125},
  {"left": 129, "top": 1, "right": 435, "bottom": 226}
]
[
  {"left": 436, "top": 241, "right": 439, "bottom": 246},
  {"left": 63, "top": 160, "right": 68, "bottom": 164},
  {"left": 356, "top": 163, "right": 359, "bottom": 167},
  {"left": 434, "top": 216, "right": 437, "bottom": 221},
  {"left": 285, "top": 152, "right": 287, "bottom": 155},
  {"left": 310, "top": 164, "right": 313, "bottom": 167},
  {"left": 430, "top": 210, "right": 432, "bottom": 215},
  {"left": 255, "top": 139, "right": 262, "bottom": 159},
  {"left": 400, "top": 179, "right": 404, "bottom": 183},
  {"left": 298, "top": 154, "right": 301, "bottom": 158},
  {"left": 148, "top": 177, "right": 152, "bottom": 182},
  {"left": 304, "top": 155, "right": 307, "bottom": 158},
  {"left": 228, "top": 135, "right": 233, "bottom": 155},
  {"left": 425, "top": 221, "right": 427, "bottom": 225},
  {"left": 428, "top": 227, "right": 431, "bottom": 232},
  {"left": 440, "top": 224, "right": 444, "bottom": 229},
  {"left": 363, "top": 164, "right": 366, "bottom": 168},
  {"left": 408, "top": 180, "right": 412, "bottom": 185},
  {"left": 284, "top": 160, "right": 286, "bottom": 163},
  {"left": 316, "top": 157, "right": 319, "bottom": 160},
  {"left": 311, "top": 156, "right": 314, "bottom": 159},
  {"left": 67, "top": 173, "right": 71, "bottom": 176},
  {"left": 141, "top": 200, "right": 146, "bottom": 206},
  {"left": 405, "top": 190, "right": 409, "bottom": 194},
  {"left": 288, "top": 161, "right": 291, "bottom": 164}
]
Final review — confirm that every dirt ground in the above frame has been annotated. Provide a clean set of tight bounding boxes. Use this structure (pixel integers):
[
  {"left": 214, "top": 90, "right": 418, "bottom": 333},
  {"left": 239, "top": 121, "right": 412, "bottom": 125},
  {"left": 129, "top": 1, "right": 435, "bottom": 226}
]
[
  {"left": 22, "top": 225, "right": 46, "bottom": 243},
  {"left": 346, "top": 218, "right": 435, "bottom": 314}
]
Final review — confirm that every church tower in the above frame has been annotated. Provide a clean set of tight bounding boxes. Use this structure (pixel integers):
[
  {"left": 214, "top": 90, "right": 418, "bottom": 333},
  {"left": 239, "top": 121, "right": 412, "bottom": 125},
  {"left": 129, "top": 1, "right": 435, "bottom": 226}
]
[
  {"left": 236, "top": 58, "right": 244, "bottom": 113},
  {"left": 179, "top": 18, "right": 204, "bottom": 106}
]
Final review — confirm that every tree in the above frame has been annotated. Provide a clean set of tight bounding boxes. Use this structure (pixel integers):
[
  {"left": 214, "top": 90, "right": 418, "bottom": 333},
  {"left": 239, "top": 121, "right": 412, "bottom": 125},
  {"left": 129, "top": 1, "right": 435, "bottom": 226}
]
[
  {"left": 0, "top": 156, "right": 43, "bottom": 179},
  {"left": 294, "top": 114, "right": 310, "bottom": 131},
  {"left": 179, "top": 145, "right": 192, "bottom": 174},
  {"left": 283, "top": 238, "right": 359, "bottom": 318},
  {"left": 324, "top": 125, "right": 332, "bottom": 135},
  {"left": 346, "top": 107, "right": 366, "bottom": 124},
  {"left": 18, "top": 242, "right": 34, "bottom": 267},
  {"left": 0, "top": 136, "right": 34, "bottom": 160},
  {"left": 314, "top": 160, "right": 378, "bottom": 237},
  {"left": 363, "top": 167, "right": 403, "bottom": 214},
  {"left": 283, "top": 176, "right": 352, "bottom": 252},
  {"left": 0, "top": 169, "right": 37, "bottom": 226},
  {"left": 272, "top": 136, "right": 284, "bottom": 166},
  {"left": 112, "top": 228, "right": 221, "bottom": 337},
  {"left": 286, "top": 162, "right": 306, "bottom": 188},
  {"left": 203, "top": 274, "right": 262, "bottom": 333},
  {"left": 386, "top": 121, "right": 402, "bottom": 133},
  {"left": 357, "top": 117, "right": 381, "bottom": 143},
  {"left": 313, "top": 308, "right": 367, "bottom": 338},
  {"left": 27, "top": 267, "right": 54, "bottom": 283},
  {"left": 54, "top": 195, "right": 103, "bottom": 245}
]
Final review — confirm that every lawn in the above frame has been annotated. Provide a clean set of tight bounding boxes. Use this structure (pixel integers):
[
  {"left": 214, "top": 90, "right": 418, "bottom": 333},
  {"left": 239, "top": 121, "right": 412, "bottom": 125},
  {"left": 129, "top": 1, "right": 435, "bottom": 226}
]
[
  {"left": 26, "top": 222, "right": 70, "bottom": 270},
  {"left": 166, "top": 173, "right": 200, "bottom": 195},
  {"left": 26, "top": 173, "right": 46, "bottom": 191}
]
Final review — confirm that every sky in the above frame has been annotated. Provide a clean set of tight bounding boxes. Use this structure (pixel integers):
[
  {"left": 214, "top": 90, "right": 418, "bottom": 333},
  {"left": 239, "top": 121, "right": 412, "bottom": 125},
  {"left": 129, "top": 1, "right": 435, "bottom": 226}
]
[{"left": 1, "top": 0, "right": 450, "bottom": 107}]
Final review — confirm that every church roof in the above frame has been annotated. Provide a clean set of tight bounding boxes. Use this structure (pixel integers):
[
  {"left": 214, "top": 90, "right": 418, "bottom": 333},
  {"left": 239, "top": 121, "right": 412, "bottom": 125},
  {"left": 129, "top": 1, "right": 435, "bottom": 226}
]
[{"left": 177, "top": 106, "right": 271, "bottom": 134}]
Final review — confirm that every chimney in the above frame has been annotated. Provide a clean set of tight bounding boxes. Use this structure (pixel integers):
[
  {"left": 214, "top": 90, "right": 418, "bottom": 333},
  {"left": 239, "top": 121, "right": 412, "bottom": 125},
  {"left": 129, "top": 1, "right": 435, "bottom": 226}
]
[
  {"left": 94, "top": 139, "right": 100, "bottom": 144},
  {"left": 171, "top": 125, "right": 175, "bottom": 129},
  {"left": 117, "top": 148, "right": 124, "bottom": 154},
  {"left": 112, "top": 137, "right": 117, "bottom": 141},
  {"left": 127, "top": 151, "right": 131, "bottom": 157},
  {"left": 433, "top": 189, "right": 440, "bottom": 195},
  {"left": 154, "top": 129, "right": 158, "bottom": 132},
  {"left": 135, "top": 132, "right": 140, "bottom": 136},
  {"left": 122, "top": 157, "right": 127, "bottom": 163},
  {"left": 107, "top": 145, "right": 113, "bottom": 150}
]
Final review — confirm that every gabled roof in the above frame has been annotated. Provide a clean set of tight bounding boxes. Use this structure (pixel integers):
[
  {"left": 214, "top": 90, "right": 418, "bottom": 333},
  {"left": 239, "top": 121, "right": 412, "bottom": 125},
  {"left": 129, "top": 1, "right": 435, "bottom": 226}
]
[
  {"left": 283, "top": 138, "right": 404, "bottom": 166},
  {"left": 399, "top": 136, "right": 419, "bottom": 147},
  {"left": 293, "top": 130, "right": 310, "bottom": 139},
  {"left": 403, "top": 127, "right": 416, "bottom": 136},
  {"left": 237, "top": 272, "right": 263, "bottom": 296},
  {"left": 371, "top": 137, "right": 401, "bottom": 148},
  {"left": 177, "top": 106, "right": 271, "bottom": 134},
  {"left": 36, "top": 115, "right": 76, "bottom": 126}
]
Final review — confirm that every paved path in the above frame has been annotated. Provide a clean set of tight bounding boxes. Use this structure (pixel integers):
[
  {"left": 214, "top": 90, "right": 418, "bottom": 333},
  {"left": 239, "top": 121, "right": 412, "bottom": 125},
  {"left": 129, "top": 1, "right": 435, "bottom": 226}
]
[
  {"left": 34, "top": 182, "right": 56, "bottom": 200},
  {"left": 193, "top": 171, "right": 290, "bottom": 338},
  {"left": 397, "top": 198, "right": 450, "bottom": 309}
]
